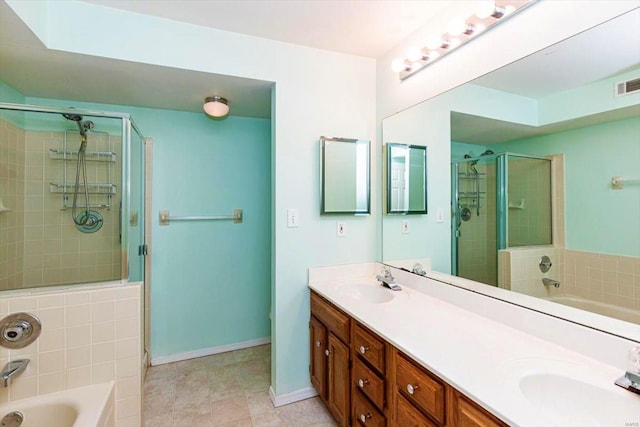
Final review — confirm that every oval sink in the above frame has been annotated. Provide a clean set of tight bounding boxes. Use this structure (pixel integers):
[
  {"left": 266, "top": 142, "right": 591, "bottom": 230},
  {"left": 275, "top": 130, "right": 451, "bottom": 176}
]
[
  {"left": 337, "top": 283, "right": 395, "bottom": 304},
  {"left": 519, "top": 373, "right": 635, "bottom": 425}
]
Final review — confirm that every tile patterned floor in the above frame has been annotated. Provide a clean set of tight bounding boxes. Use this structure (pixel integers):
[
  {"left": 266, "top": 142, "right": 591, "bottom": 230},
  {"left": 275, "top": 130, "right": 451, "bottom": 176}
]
[{"left": 143, "top": 345, "right": 338, "bottom": 427}]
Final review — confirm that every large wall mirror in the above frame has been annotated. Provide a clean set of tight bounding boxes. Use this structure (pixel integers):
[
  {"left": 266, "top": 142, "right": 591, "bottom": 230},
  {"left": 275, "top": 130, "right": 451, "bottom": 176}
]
[
  {"left": 386, "top": 143, "right": 427, "bottom": 215},
  {"left": 382, "top": 9, "right": 640, "bottom": 340},
  {"left": 321, "top": 136, "right": 370, "bottom": 214}
]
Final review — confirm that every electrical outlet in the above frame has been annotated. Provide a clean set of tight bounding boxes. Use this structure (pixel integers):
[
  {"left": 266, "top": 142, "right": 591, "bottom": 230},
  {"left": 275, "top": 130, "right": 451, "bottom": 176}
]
[
  {"left": 402, "top": 219, "right": 410, "bottom": 234},
  {"left": 336, "top": 221, "right": 347, "bottom": 237},
  {"left": 287, "top": 208, "right": 299, "bottom": 228}
]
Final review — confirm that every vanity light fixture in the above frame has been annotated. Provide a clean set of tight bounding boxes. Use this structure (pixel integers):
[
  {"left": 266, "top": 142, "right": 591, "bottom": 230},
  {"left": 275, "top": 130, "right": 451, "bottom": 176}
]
[
  {"left": 203, "top": 96, "right": 229, "bottom": 117},
  {"left": 392, "top": 0, "right": 536, "bottom": 80}
]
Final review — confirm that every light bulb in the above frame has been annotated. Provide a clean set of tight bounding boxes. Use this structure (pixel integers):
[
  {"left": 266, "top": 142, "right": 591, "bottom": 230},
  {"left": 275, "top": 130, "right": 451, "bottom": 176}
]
[
  {"left": 426, "top": 35, "right": 443, "bottom": 50},
  {"left": 407, "top": 46, "right": 422, "bottom": 62},
  {"left": 391, "top": 58, "right": 406, "bottom": 72},
  {"left": 473, "top": 23, "right": 486, "bottom": 34},
  {"left": 428, "top": 51, "right": 440, "bottom": 60},
  {"left": 448, "top": 17, "right": 467, "bottom": 36},
  {"left": 476, "top": 1, "right": 496, "bottom": 19}
]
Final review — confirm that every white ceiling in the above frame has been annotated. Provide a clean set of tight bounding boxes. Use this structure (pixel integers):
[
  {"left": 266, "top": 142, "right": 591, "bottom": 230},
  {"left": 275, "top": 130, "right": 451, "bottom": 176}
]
[
  {"left": 83, "top": 0, "right": 451, "bottom": 58},
  {"left": 0, "top": 0, "right": 449, "bottom": 118}
]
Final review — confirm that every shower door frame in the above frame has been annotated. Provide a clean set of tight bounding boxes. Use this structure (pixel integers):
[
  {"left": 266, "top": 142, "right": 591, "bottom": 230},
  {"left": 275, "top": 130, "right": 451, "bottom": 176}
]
[{"left": 451, "top": 152, "right": 553, "bottom": 282}]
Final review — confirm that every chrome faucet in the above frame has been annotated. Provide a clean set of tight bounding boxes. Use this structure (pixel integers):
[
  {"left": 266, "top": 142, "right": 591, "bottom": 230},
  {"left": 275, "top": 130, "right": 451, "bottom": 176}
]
[
  {"left": 411, "top": 262, "right": 426, "bottom": 276},
  {"left": 1, "top": 359, "right": 30, "bottom": 387},
  {"left": 376, "top": 268, "right": 401, "bottom": 291},
  {"left": 615, "top": 346, "right": 640, "bottom": 394}
]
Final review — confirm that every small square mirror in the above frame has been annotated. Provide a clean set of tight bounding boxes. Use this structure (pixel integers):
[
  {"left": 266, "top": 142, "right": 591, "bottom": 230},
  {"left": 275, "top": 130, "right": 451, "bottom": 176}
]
[
  {"left": 386, "top": 143, "right": 427, "bottom": 214},
  {"left": 320, "top": 137, "right": 370, "bottom": 214}
]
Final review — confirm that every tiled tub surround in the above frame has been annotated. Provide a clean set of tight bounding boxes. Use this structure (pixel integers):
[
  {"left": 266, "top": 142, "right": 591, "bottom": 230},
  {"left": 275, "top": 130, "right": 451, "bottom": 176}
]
[
  {"left": 499, "top": 247, "right": 640, "bottom": 322},
  {"left": 309, "top": 263, "right": 640, "bottom": 426},
  {"left": 0, "top": 281, "right": 142, "bottom": 427},
  {"left": 0, "top": 117, "right": 122, "bottom": 290}
]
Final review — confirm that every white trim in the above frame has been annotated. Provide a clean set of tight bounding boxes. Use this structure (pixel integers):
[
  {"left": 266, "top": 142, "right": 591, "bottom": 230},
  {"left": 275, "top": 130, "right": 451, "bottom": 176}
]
[
  {"left": 150, "top": 337, "right": 270, "bottom": 366},
  {"left": 269, "top": 385, "right": 318, "bottom": 407}
]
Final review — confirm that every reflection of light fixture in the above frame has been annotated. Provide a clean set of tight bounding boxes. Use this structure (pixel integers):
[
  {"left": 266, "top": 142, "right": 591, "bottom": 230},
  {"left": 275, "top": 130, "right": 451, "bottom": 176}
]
[
  {"left": 392, "top": 1, "right": 537, "bottom": 81},
  {"left": 203, "top": 96, "right": 229, "bottom": 117}
]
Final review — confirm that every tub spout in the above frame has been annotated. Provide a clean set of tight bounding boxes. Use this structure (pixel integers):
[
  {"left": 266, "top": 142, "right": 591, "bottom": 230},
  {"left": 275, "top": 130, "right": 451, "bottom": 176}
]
[
  {"left": 542, "top": 278, "right": 560, "bottom": 288},
  {"left": 1, "top": 359, "right": 29, "bottom": 387}
]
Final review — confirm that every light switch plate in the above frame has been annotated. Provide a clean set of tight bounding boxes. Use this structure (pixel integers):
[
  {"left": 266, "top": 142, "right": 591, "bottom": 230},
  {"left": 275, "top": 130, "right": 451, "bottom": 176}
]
[
  {"left": 436, "top": 208, "right": 444, "bottom": 223},
  {"left": 402, "top": 219, "right": 410, "bottom": 234},
  {"left": 336, "top": 221, "right": 347, "bottom": 237}
]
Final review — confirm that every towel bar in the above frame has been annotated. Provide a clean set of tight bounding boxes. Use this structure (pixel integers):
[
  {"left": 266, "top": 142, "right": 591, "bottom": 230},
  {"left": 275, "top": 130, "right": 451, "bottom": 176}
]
[{"left": 159, "top": 209, "right": 242, "bottom": 225}]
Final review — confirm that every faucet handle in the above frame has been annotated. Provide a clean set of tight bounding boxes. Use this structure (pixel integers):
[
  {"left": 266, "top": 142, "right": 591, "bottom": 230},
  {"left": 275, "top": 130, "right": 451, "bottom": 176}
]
[{"left": 628, "top": 345, "right": 640, "bottom": 373}]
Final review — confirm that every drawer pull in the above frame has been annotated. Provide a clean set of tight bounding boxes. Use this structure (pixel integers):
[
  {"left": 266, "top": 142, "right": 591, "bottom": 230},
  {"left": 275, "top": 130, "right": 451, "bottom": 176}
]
[
  {"left": 406, "top": 383, "right": 419, "bottom": 395},
  {"left": 359, "top": 345, "right": 370, "bottom": 354},
  {"left": 359, "top": 413, "right": 372, "bottom": 423},
  {"left": 316, "top": 340, "right": 321, "bottom": 347},
  {"left": 357, "top": 378, "right": 369, "bottom": 388},
  {"left": 325, "top": 349, "right": 330, "bottom": 356}
]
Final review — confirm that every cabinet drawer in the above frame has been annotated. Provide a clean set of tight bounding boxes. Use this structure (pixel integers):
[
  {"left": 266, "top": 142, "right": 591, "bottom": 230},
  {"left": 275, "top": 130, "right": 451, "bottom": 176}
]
[
  {"left": 396, "top": 393, "right": 438, "bottom": 427},
  {"left": 353, "top": 322, "right": 385, "bottom": 373},
  {"left": 396, "top": 353, "right": 445, "bottom": 425},
  {"left": 311, "top": 291, "right": 350, "bottom": 343},
  {"left": 353, "top": 389, "right": 385, "bottom": 427},
  {"left": 353, "top": 356, "right": 385, "bottom": 410}
]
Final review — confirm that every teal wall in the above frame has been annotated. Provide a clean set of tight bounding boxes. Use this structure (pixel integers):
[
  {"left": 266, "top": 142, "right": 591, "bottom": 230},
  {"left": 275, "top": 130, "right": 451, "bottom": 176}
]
[
  {"left": 0, "top": 81, "right": 26, "bottom": 125},
  {"left": 451, "top": 141, "right": 487, "bottom": 162},
  {"left": 490, "top": 117, "right": 640, "bottom": 257},
  {"left": 18, "top": 93, "right": 272, "bottom": 357}
]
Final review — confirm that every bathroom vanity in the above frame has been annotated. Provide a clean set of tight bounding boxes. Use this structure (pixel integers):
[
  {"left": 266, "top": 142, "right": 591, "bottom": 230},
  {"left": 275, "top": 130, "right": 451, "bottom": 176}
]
[{"left": 308, "top": 263, "right": 640, "bottom": 427}]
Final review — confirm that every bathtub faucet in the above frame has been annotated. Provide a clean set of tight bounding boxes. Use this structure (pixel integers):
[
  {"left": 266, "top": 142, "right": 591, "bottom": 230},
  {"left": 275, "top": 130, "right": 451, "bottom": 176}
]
[
  {"left": 542, "top": 278, "right": 560, "bottom": 288},
  {"left": 1, "top": 359, "right": 29, "bottom": 387}
]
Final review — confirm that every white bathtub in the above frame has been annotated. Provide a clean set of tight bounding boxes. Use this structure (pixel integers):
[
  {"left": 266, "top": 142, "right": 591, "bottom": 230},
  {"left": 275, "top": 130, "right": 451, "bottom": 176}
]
[
  {"left": 546, "top": 296, "right": 640, "bottom": 324},
  {"left": 0, "top": 382, "right": 114, "bottom": 427}
]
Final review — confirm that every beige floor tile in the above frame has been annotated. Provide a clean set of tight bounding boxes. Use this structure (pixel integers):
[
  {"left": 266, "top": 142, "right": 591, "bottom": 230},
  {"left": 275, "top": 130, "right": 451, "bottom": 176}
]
[
  {"left": 144, "top": 414, "right": 173, "bottom": 427},
  {"left": 277, "top": 397, "right": 334, "bottom": 426},
  {"left": 206, "top": 351, "right": 237, "bottom": 368},
  {"left": 246, "top": 390, "right": 276, "bottom": 417},
  {"left": 216, "top": 417, "right": 254, "bottom": 427},
  {"left": 144, "top": 392, "right": 175, "bottom": 418},
  {"left": 251, "top": 409, "right": 290, "bottom": 427},
  {"left": 211, "top": 396, "right": 251, "bottom": 426}
]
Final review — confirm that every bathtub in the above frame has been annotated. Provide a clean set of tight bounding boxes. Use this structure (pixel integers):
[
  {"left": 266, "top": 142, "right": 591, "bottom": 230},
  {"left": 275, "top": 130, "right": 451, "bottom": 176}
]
[
  {"left": 0, "top": 382, "right": 114, "bottom": 427},
  {"left": 546, "top": 296, "right": 640, "bottom": 324}
]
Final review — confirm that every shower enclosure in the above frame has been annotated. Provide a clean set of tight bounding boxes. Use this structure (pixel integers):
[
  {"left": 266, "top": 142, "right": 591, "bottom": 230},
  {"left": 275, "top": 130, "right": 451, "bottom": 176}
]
[
  {"left": 451, "top": 153, "right": 552, "bottom": 285},
  {"left": 0, "top": 103, "right": 146, "bottom": 290}
]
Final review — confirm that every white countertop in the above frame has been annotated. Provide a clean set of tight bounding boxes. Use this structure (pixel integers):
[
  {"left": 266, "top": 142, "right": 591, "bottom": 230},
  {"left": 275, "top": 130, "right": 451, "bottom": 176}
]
[{"left": 308, "top": 263, "right": 640, "bottom": 427}]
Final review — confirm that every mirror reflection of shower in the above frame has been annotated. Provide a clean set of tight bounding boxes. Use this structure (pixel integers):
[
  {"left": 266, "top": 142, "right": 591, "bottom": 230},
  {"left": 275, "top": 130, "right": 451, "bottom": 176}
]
[{"left": 62, "top": 112, "right": 103, "bottom": 233}]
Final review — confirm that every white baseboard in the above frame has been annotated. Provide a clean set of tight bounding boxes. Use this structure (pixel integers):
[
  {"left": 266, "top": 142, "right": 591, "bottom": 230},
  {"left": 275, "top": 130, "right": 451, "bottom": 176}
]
[
  {"left": 150, "top": 337, "right": 271, "bottom": 366},
  {"left": 269, "top": 385, "right": 318, "bottom": 407}
]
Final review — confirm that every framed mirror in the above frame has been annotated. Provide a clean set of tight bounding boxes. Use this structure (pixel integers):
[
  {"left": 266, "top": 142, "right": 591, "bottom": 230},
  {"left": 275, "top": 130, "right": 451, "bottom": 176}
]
[
  {"left": 386, "top": 143, "right": 427, "bottom": 214},
  {"left": 382, "top": 9, "right": 640, "bottom": 340},
  {"left": 320, "top": 137, "right": 370, "bottom": 214}
]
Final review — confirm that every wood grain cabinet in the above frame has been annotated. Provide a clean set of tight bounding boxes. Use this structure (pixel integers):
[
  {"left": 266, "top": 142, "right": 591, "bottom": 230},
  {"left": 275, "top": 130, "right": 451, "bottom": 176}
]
[
  {"left": 310, "top": 292, "right": 351, "bottom": 427},
  {"left": 309, "top": 290, "right": 508, "bottom": 427}
]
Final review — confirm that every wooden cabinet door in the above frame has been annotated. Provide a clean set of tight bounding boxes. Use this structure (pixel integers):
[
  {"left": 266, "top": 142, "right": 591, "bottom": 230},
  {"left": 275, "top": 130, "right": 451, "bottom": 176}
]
[
  {"left": 310, "top": 315, "right": 327, "bottom": 400},
  {"left": 448, "top": 389, "right": 508, "bottom": 427},
  {"left": 327, "top": 332, "right": 350, "bottom": 427}
]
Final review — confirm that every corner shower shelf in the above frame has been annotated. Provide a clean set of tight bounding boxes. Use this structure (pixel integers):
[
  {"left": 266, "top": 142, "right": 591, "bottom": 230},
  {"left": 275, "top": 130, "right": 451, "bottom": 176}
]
[
  {"left": 458, "top": 192, "right": 486, "bottom": 197},
  {"left": 49, "top": 149, "right": 116, "bottom": 162},
  {"left": 49, "top": 183, "right": 117, "bottom": 195}
]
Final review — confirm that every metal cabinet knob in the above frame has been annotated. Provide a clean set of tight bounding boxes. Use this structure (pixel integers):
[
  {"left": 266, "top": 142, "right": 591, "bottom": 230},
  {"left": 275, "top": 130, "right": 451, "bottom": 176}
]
[
  {"left": 407, "top": 383, "right": 419, "bottom": 395},
  {"left": 358, "top": 378, "right": 369, "bottom": 388},
  {"left": 316, "top": 340, "right": 321, "bottom": 347},
  {"left": 359, "top": 345, "right": 369, "bottom": 354},
  {"left": 359, "top": 413, "right": 372, "bottom": 423},
  {"left": 325, "top": 349, "right": 330, "bottom": 356}
]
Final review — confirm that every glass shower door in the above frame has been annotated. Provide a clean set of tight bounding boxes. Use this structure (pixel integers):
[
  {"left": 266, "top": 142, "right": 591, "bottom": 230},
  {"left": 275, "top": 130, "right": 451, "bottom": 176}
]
[{"left": 452, "top": 155, "right": 498, "bottom": 285}]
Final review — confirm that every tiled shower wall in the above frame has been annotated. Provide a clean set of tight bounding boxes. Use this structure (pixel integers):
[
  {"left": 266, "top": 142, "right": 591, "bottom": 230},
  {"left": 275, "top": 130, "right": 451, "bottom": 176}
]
[
  {"left": 0, "top": 282, "right": 143, "bottom": 427},
  {"left": 0, "top": 118, "right": 25, "bottom": 289},
  {"left": 0, "top": 117, "right": 121, "bottom": 290},
  {"left": 457, "top": 162, "right": 497, "bottom": 285}
]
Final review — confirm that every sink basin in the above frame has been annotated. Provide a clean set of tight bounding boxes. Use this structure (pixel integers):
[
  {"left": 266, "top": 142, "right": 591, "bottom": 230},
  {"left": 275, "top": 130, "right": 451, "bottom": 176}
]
[
  {"left": 337, "top": 283, "right": 396, "bottom": 304},
  {"left": 519, "top": 373, "right": 636, "bottom": 425}
]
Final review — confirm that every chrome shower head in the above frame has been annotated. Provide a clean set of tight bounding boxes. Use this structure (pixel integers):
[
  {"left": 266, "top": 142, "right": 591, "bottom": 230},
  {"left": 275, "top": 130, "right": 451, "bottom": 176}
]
[{"left": 62, "top": 113, "right": 83, "bottom": 122}]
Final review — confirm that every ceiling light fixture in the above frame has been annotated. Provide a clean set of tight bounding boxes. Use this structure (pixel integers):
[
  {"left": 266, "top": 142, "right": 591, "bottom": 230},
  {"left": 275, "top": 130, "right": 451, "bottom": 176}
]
[
  {"left": 203, "top": 96, "right": 229, "bottom": 117},
  {"left": 391, "top": 1, "right": 536, "bottom": 81}
]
